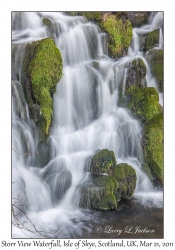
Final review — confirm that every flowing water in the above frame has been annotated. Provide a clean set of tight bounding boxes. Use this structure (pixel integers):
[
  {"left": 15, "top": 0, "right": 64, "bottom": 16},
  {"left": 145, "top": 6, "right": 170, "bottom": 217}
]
[{"left": 12, "top": 12, "right": 163, "bottom": 238}]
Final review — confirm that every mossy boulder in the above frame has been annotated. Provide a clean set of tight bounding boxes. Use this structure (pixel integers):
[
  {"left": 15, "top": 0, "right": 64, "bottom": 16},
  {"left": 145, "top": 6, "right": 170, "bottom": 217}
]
[
  {"left": 90, "top": 149, "right": 116, "bottom": 175},
  {"left": 114, "top": 163, "right": 137, "bottom": 200},
  {"left": 126, "top": 86, "right": 162, "bottom": 124},
  {"left": 146, "top": 29, "right": 159, "bottom": 51},
  {"left": 143, "top": 114, "right": 163, "bottom": 185},
  {"left": 127, "top": 12, "right": 148, "bottom": 27},
  {"left": 80, "top": 152, "right": 137, "bottom": 210},
  {"left": 100, "top": 14, "right": 132, "bottom": 58},
  {"left": 21, "top": 38, "right": 63, "bottom": 139},
  {"left": 126, "top": 58, "right": 146, "bottom": 89},
  {"left": 150, "top": 49, "right": 163, "bottom": 92},
  {"left": 79, "top": 176, "right": 118, "bottom": 210}
]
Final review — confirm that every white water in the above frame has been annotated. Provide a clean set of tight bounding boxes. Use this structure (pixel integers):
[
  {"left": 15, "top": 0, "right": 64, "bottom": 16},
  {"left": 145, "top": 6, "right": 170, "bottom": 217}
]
[{"left": 12, "top": 12, "right": 163, "bottom": 238}]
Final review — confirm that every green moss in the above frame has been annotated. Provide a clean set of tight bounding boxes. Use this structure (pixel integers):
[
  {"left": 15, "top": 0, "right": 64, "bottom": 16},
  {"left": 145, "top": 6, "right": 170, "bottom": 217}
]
[
  {"left": 126, "top": 86, "right": 162, "bottom": 124},
  {"left": 93, "top": 176, "right": 118, "bottom": 210},
  {"left": 101, "top": 15, "right": 132, "bottom": 57},
  {"left": 93, "top": 175, "right": 118, "bottom": 194},
  {"left": 146, "top": 29, "right": 159, "bottom": 51},
  {"left": 143, "top": 113, "right": 163, "bottom": 185},
  {"left": 81, "top": 12, "right": 102, "bottom": 21},
  {"left": 114, "top": 163, "right": 137, "bottom": 200},
  {"left": 22, "top": 38, "right": 63, "bottom": 137},
  {"left": 99, "top": 193, "right": 117, "bottom": 210},
  {"left": 90, "top": 149, "right": 116, "bottom": 175},
  {"left": 151, "top": 50, "right": 163, "bottom": 92}
]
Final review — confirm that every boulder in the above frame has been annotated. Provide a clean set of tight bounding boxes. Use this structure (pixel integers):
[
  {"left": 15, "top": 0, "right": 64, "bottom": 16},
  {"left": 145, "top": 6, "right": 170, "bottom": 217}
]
[
  {"left": 100, "top": 14, "right": 132, "bottom": 58},
  {"left": 80, "top": 149, "right": 137, "bottom": 210},
  {"left": 150, "top": 49, "right": 163, "bottom": 92},
  {"left": 142, "top": 113, "right": 163, "bottom": 185},
  {"left": 126, "top": 86, "right": 162, "bottom": 124},
  {"left": 145, "top": 29, "right": 159, "bottom": 51},
  {"left": 114, "top": 163, "right": 137, "bottom": 200},
  {"left": 90, "top": 149, "right": 116, "bottom": 175},
  {"left": 127, "top": 12, "right": 148, "bottom": 27},
  {"left": 126, "top": 58, "right": 146, "bottom": 89},
  {"left": 21, "top": 38, "right": 63, "bottom": 139}
]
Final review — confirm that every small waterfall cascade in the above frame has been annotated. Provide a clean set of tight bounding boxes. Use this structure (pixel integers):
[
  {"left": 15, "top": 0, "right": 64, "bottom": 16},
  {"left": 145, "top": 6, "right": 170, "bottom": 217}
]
[{"left": 12, "top": 12, "right": 163, "bottom": 238}]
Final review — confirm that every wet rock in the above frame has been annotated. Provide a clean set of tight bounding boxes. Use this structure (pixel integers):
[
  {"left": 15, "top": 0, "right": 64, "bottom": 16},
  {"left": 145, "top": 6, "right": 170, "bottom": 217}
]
[
  {"left": 90, "top": 149, "right": 116, "bottom": 176},
  {"left": 127, "top": 12, "right": 148, "bottom": 27},
  {"left": 145, "top": 29, "right": 159, "bottom": 51},
  {"left": 126, "top": 58, "right": 146, "bottom": 89},
  {"left": 142, "top": 113, "right": 163, "bottom": 186},
  {"left": 150, "top": 49, "right": 163, "bottom": 92},
  {"left": 21, "top": 38, "right": 63, "bottom": 139},
  {"left": 126, "top": 86, "right": 162, "bottom": 124}
]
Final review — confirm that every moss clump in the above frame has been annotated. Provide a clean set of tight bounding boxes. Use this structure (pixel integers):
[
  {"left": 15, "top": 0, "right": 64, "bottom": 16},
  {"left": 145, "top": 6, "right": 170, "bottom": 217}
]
[
  {"left": 151, "top": 49, "right": 163, "bottom": 92},
  {"left": 143, "top": 113, "right": 163, "bottom": 185},
  {"left": 90, "top": 149, "right": 116, "bottom": 175},
  {"left": 146, "top": 29, "right": 159, "bottom": 51},
  {"left": 126, "top": 86, "right": 162, "bottom": 124},
  {"left": 22, "top": 38, "right": 63, "bottom": 138},
  {"left": 114, "top": 163, "right": 137, "bottom": 200},
  {"left": 101, "top": 14, "right": 132, "bottom": 58}
]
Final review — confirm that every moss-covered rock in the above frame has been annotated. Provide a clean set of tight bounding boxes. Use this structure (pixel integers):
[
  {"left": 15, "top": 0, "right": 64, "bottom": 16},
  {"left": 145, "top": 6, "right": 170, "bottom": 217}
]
[
  {"left": 126, "top": 58, "right": 146, "bottom": 89},
  {"left": 79, "top": 176, "right": 118, "bottom": 210},
  {"left": 90, "top": 149, "right": 116, "bottom": 175},
  {"left": 126, "top": 86, "right": 162, "bottom": 124},
  {"left": 80, "top": 157, "right": 136, "bottom": 210},
  {"left": 146, "top": 29, "right": 159, "bottom": 51},
  {"left": 127, "top": 12, "right": 148, "bottom": 27},
  {"left": 143, "top": 113, "right": 163, "bottom": 185},
  {"left": 100, "top": 14, "right": 132, "bottom": 58},
  {"left": 114, "top": 163, "right": 137, "bottom": 200},
  {"left": 150, "top": 49, "right": 163, "bottom": 92},
  {"left": 21, "top": 38, "right": 63, "bottom": 139}
]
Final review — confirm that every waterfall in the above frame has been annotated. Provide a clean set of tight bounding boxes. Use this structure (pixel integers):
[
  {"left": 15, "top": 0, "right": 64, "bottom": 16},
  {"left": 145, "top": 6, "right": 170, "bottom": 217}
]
[{"left": 12, "top": 12, "right": 163, "bottom": 238}]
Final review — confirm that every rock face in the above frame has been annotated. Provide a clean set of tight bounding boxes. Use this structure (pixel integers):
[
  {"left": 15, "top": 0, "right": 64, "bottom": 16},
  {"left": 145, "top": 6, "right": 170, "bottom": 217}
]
[
  {"left": 80, "top": 149, "right": 137, "bottom": 210},
  {"left": 126, "top": 58, "right": 146, "bottom": 89},
  {"left": 126, "top": 86, "right": 162, "bottom": 124},
  {"left": 143, "top": 114, "right": 163, "bottom": 185},
  {"left": 21, "top": 38, "right": 63, "bottom": 139},
  {"left": 127, "top": 12, "right": 148, "bottom": 27}
]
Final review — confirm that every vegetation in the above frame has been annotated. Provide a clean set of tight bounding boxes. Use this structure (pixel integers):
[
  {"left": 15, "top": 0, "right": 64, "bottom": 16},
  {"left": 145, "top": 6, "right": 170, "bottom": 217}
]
[
  {"left": 126, "top": 86, "right": 162, "bottom": 123},
  {"left": 146, "top": 29, "right": 159, "bottom": 51},
  {"left": 143, "top": 113, "right": 163, "bottom": 185},
  {"left": 22, "top": 38, "right": 63, "bottom": 138},
  {"left": 150, "top": 49, "right": 163, "bottom": 92},
  {"left": 101, "top": 14, "right": 132, "bottom": 57},
  {"left": 90, "top": 149, "right": 116, "bottom": 175}
]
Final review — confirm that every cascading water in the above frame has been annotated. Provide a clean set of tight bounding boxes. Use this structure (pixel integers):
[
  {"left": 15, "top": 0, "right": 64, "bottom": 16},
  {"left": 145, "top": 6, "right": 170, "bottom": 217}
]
[{"left": 12, "top": 12, "right": 163, "bottom": 238}]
